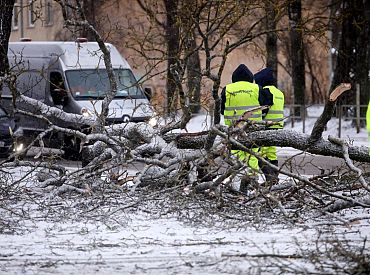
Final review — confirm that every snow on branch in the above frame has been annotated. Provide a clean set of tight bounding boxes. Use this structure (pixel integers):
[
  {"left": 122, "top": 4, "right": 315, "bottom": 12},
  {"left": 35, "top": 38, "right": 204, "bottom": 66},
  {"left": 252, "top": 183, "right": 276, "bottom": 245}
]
[{"left": 19, "top": 95, "right": 95, "bottom": 126}]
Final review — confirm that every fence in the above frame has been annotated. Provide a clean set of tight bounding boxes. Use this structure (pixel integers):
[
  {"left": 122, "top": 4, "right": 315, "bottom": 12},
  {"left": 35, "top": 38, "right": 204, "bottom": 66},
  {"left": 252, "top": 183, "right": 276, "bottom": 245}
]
[{"left": 285, "top": 104, "right": 368, "bottom": 138}]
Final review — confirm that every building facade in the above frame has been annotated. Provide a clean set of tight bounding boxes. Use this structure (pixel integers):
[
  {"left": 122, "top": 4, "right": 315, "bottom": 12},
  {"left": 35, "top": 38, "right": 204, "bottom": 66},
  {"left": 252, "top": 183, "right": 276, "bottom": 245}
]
[{"left": 10, "top": 0, "right": 66, "bottom": 42}]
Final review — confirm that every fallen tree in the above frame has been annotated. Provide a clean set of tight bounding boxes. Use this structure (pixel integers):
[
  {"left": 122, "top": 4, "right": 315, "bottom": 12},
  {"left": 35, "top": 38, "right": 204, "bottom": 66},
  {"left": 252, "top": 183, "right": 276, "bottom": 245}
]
[
  {"left": 1, "top": 2, "right": 369, "bottom": 218},
  {"left": 5, "top": 81, "right": 366, "bottom": 215}
]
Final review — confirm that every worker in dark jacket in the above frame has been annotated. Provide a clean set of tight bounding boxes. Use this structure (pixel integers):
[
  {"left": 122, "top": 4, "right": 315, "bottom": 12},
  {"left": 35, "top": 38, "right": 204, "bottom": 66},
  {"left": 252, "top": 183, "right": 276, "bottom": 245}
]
[
  {"left": 254, "top": 67, "right": 284, "bottom": 184},
  {"left": 221, "top": 64, "right": 273, "bottom": 193}
]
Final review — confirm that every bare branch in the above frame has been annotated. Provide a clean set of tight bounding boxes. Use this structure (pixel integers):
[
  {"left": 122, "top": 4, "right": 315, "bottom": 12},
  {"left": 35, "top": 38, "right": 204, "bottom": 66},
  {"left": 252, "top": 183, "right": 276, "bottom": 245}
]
[{"left": 309, "top": 83, "right": 351, "bottom": 143}]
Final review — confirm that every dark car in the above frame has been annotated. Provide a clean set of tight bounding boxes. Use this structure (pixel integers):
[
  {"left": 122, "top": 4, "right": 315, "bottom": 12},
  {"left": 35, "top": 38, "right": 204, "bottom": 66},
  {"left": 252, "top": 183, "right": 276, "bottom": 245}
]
[{"left": 0, "top": 106, "right": 20, "bottom": 158}]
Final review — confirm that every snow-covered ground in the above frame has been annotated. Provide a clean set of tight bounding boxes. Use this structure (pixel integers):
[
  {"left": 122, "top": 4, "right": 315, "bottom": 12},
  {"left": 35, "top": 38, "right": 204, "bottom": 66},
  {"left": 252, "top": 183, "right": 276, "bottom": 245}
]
[
  {"left": 1, "top": 206, "right": 369, "bottom": 274},
  {"left": 0, "top": 106, "right": 369, "bottom": 274}
]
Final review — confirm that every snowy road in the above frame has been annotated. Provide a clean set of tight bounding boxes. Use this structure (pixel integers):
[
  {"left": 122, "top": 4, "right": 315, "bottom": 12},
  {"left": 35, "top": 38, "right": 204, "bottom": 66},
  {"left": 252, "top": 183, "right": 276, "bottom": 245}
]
[
  {"left": 0, "top": 216, "right": 304, "bottom": 274},
  {"left": 1, "top": 206, "right": 369, "bottom": 274},
  {"left": 278, "top": 151, "right": 370, "bottom": 175}
]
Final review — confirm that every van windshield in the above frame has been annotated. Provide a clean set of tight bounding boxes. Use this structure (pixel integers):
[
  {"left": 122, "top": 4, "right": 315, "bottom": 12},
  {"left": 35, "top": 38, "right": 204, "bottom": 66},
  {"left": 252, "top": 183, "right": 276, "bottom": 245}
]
[{"left": 65, "top": 69, "right": 145, "bottom": 100}]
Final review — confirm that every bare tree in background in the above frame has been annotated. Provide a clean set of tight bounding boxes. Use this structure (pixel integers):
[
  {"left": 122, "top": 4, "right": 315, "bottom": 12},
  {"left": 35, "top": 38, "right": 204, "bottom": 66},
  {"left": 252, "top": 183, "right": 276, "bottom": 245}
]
[
  {"left": 130, "top": 1, "right": 289, "bottom": 129},
  {"left": 330, "top": 0, "right": 370, "bottom": 115},
  {"left": 186, "top": 28, "right": 201, "bottom": 113},
  {"left": 80, "top": 0, "right": 101, "bottom": 41},
  {"left": 163, "top": 0, "right": 181, "bottom": 114},
  {"left": 136, "top": 0, "right": 202, "bottom": 114},
  {"left": 264, "top": 0, "right": 278, "bottom": 85},
  {"left": 182, "top": 0, "right": 201, "bottom": 113},
  {"left": 0, "top": 0, "right": 15, "bottom": 77},
  {"left": 288, "top": 0, "right": 305, "bottom": 116}
]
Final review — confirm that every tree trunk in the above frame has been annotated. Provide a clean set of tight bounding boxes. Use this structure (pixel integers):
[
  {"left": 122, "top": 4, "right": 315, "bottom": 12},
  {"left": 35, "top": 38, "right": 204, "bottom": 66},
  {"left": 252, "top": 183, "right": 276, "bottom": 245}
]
[
  {"left": 186, "top": 29, "right": 201, "bottom": 113},
  {"left": 265, "top": 0, "right": 277, "bottom": 86},
  {"left": 289, "top": 0, "right": 305, "bottom": 116},
  {"left": 0, "top": 0, "right": 15, "bottom": 77},
  {"left": 81, "top": 0, "right": 98, "bottom": 41},
  {"left": 353, "top": 0, "right": 370, "bottom": 118},
  {"left": 329, "top": 1, "right": 355, "bottom": 102},
  {"left": 330, "top": 0, "right": 369, "bottom": 120},
  {"left": 164, "top": 0, "right": 180, "bottom": 114}
]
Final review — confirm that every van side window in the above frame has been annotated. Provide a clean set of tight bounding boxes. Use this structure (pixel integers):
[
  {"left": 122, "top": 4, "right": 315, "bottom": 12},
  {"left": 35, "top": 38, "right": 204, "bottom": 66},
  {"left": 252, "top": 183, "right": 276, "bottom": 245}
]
[
  {"left": 16, "top": 71, "right": 46, "bottom": 100},
  {"left": 50, "top": 72, "right": 67, "bottom": 106}
]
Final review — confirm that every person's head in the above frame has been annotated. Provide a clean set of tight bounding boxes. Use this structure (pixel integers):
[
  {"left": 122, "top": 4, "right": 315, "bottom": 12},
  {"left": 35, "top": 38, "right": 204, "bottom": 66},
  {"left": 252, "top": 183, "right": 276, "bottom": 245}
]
[
  {"left": 232, "top": 64, "right": 254, "bottom": 83},
  {"left": 254, "top": 67, "right": 276, "bottom": 87}
]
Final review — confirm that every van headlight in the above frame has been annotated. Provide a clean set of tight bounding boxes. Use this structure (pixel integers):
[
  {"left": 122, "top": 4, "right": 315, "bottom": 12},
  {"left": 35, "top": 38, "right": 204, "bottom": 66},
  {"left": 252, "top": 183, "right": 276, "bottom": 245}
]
[
  {"left": 81, "top": 107, "right": 94, "bottom": 117},
  {"left": 14, "top": 142, "right": 24, "bottom": 153},
  {"left": 148, "top": 116, "right": 158, "bottom": 127}
]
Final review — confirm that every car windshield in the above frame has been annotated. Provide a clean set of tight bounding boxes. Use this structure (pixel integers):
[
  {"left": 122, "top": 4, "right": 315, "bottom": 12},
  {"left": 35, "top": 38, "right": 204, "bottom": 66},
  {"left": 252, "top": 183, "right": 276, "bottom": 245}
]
[{"left": 65, "top": 69, "right": 145, "bottom": 100}]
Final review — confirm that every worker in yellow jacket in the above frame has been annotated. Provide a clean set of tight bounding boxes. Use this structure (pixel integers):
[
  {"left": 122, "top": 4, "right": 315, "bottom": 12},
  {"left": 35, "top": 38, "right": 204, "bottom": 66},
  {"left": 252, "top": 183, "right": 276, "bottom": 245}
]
[
  {"left": 221, "top": 64, "right": 273, "bottom": 193},
  {"left": 254, "top": 68, "right": 284, "bottom": 184}
]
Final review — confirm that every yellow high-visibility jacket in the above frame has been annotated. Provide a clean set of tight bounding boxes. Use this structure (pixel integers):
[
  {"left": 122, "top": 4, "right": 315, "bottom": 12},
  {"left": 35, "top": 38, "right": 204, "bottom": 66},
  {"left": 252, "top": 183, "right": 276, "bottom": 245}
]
[
  {"left": 224, "top": 81, "right": 262, "bottom": 126},
  {"left": 264, "top": 85, "right": 284, "bottom": 129}
]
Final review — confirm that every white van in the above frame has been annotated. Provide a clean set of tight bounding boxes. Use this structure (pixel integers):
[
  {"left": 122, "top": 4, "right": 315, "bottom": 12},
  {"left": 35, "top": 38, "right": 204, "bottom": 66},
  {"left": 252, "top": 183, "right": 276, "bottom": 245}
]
[{"left": 2, "top": 39, "right": 154, "bottom": 158}]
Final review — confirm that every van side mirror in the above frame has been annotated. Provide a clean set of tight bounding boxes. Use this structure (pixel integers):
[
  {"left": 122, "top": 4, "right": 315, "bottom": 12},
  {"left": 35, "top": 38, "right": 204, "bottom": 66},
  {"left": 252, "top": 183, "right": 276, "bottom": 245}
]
[{"left": 144, "top": 87, "right": 152, "bottom": 100}]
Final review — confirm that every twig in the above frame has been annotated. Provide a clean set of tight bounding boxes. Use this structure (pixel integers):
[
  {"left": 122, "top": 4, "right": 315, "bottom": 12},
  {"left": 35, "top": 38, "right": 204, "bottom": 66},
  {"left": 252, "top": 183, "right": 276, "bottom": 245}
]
[{"left": 328, "top": 136, "right": 370, "bottom": 193}]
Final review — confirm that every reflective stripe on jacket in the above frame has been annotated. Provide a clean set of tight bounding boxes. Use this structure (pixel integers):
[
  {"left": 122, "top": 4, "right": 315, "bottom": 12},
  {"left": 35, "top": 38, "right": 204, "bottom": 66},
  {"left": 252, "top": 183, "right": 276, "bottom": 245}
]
[
  {"left": 264, "top": 85, "right": 284, "bottom": 129},
  {"left": 224, "top": 81, "right": 261, "bottom": 126}
]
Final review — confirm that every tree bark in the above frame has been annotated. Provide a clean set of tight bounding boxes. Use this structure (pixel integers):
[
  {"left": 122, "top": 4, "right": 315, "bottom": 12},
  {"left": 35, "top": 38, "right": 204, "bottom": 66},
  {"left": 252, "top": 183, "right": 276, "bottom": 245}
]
[
  {"left": 265, "top": 0, "right": 278, "bottom": 86},
  {"left": 81, "top": 0, "right": 99, "bottom": 41},
  {"left": 164, "top": 0, "right": 180, "bottom": 114},
  {"left": 329, "top": 0, "right": 369, "bottom": 111},
  {"left": 288, "top": 0, "right": 305, "bottom": 115},
  {"left": 186, "top": 29, "right": 201, "bottom": 113},
  {"left": 329, "top": 1, "right": 355, "bottom": 103},
  {"left": 353, "top": 0, "right": 370, "bottom": 117},
  {"left": 0, "top": 0, "right": 15, "bottom": 77}
]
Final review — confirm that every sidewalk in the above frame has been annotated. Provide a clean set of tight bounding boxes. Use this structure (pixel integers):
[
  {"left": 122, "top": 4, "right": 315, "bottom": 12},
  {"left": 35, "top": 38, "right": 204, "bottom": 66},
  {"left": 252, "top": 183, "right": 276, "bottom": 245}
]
[{"left": 277, "top": 139, "right": 369, "bottom": 157}]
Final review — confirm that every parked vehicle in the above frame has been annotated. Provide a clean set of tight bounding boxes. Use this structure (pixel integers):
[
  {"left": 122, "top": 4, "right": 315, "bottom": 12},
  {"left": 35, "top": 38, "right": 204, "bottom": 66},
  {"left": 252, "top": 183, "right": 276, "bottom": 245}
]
[
  {"left": 0, "top": 106, "right": 22, "bottom": 158},
  {"left": 2, "top": 39, "right": 154, "bottom": 158}
]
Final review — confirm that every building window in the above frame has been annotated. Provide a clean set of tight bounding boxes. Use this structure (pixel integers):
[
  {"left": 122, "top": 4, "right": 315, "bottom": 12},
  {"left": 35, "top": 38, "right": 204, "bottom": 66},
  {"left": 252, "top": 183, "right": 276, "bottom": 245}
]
[
  {"left": 44, "top": 0, "right": 53, "bottom": 26},
  {"left": 28, "top": 0, "right": 36, "bottom": 27},
  {"left": 12, "top": 0, "right": 20, "bottom": 30}
]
